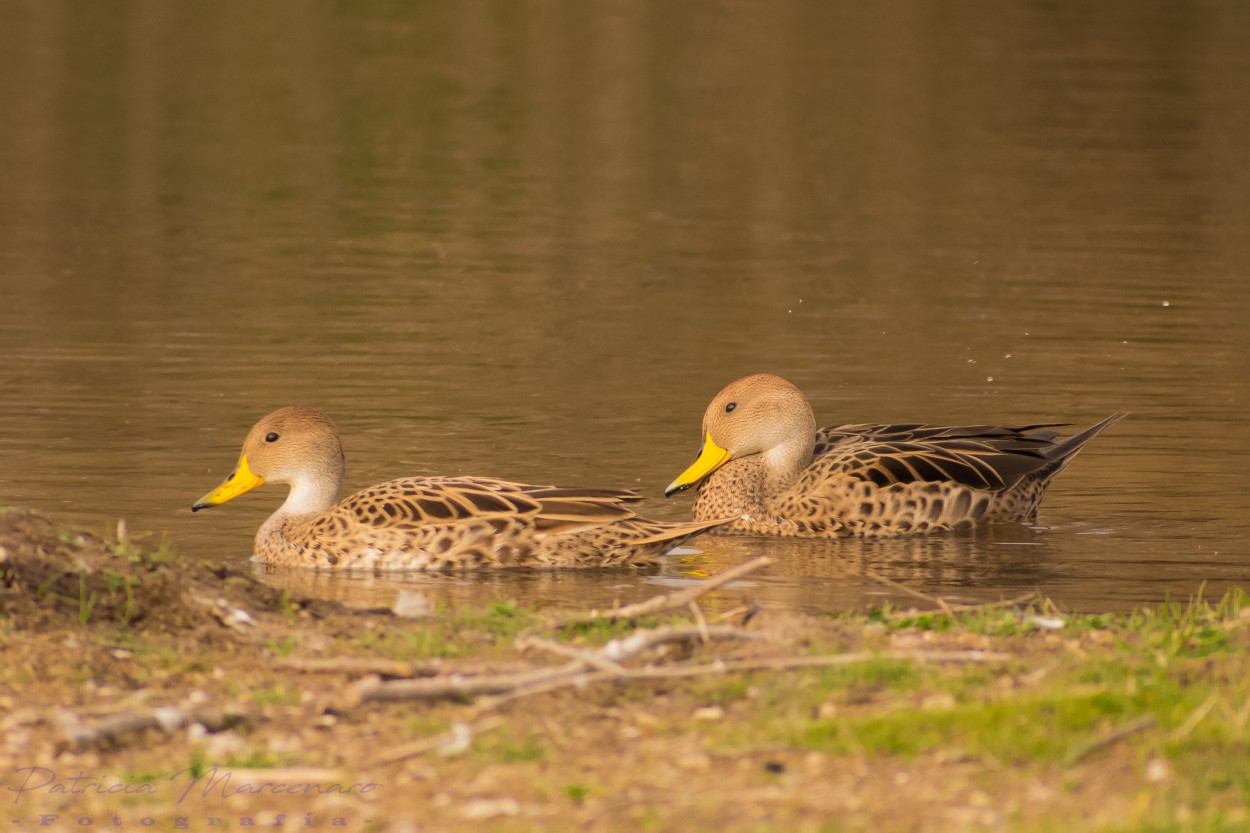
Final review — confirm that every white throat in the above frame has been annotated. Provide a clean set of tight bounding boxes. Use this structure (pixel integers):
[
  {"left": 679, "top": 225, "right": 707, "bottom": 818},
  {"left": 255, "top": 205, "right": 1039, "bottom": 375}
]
[
  {"left": 275, "top": 477, "right": 338, "bottom": 518},
  {"left": 760, "top": 438, "right": 811, "bottom": 493},
  {"left": 762, "top": 444, "right": 793, "bottom": 469}
]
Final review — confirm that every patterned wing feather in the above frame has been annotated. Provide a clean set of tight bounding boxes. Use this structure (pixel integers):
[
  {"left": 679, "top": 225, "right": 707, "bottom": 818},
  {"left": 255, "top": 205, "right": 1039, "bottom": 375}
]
[
  {"left": 815, "top": 422, "right": 1067, "bottom": 456},
  {"left": 521, "top": 485, "right": 644, "bottom": 503},
  {"left": 816, "top": 436, "right": 1053, "bottom": 492},
  {"left": 324, "top": 476, "right": 545, "bottom": 531}
]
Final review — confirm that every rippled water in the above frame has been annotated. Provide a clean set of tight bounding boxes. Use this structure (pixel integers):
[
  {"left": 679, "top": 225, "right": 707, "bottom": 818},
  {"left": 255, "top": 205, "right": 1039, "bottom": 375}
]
[{"left": 1, "top": 0, "right": 1248, "bottom": 613}]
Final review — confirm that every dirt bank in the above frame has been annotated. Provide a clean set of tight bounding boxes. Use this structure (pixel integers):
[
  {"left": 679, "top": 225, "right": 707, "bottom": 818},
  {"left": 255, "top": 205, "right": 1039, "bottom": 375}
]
[{"left": 1, "top": 506, "right": 1246, "bottom": 832}]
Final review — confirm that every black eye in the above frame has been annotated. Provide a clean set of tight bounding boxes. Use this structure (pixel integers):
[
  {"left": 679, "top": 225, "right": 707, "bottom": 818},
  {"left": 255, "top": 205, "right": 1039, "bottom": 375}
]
[
  {"left": 725, "top": 403, "right": 737, "bottom": 413},
  {"left": 265, "top": 432, "right": 280, "bottom": 443}
]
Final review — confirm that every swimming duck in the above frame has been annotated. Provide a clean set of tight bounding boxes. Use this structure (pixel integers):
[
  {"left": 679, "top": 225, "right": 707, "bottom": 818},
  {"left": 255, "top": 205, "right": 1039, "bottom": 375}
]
[
  {"left": 665, "top": 374, "right": 1124, "bottom": 537},
  {"left": 193, "top": 407, "right": 726, "bottom": 570}
]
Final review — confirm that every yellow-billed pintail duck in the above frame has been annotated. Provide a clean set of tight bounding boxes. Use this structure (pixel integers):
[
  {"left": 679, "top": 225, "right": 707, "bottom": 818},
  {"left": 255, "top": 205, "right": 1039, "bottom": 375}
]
[
  {"left": 665, "top": 374, "right": 1124, "bottom": 537},
  {"left": 194, "top": 407, "right": 727, "bottom": 570}
]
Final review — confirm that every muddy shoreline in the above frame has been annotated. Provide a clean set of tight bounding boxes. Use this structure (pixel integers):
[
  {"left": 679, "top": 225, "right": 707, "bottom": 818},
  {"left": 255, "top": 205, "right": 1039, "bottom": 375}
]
[{"left": 2, "top": 506, "right": 1246, "bottom": 832}]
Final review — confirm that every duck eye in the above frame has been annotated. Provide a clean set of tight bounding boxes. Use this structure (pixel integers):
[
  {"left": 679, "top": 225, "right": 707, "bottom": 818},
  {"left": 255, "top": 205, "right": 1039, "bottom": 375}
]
[
  {"left": 725, "top": 402, "right": 737, "bottom": 414},
  {"left": 265, "top": 432, "right": 280, "bottom": 443}
]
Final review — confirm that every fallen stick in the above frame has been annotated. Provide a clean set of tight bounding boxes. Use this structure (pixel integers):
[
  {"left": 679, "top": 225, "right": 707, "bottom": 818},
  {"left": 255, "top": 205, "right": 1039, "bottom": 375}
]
[
  {"left": 350, "top": 646, "right": 1007, "bottom": 710},
  {"left": 475, "top": 649, "right": 1010, "bottom": 712},
  {"left": 882, "top": 590, "right": 1039, "bottom": 620},
  {"left": 339, "top": 666, "right": 587, "bottom": 709},
  {"left": 472, "top": 670, "right": 616, "bottom": 712},
  {"left": 519, "top": 626, "right": 759, "bottom": 670},
  {"left": 865, "top": 569, "right": 1041, "bottom": 620},
  {"left": 516, "top": 637, "right": 632, "bottom": 674},
  {"left": 1169, "top": 692, "right": 1220, "bottom": 742},
  {"left": 363, "top": 718, "right": 503, "bottom": 769},
  {"left": 597, "top": 625, "right": 763, "bottom": 662},
  {"left": 59, "top": 707, "right": 247, "bottom": 752},
  {"left": 864, "top": 569, "right": 957, "bottom": 617},
  {"left": 1066, "top": 714, "right": 1156, "bottom": 765},
  {"left": 276, "top": 657, "right": 442, "bottom": 678},
  {"left": 537, "top": 556, "right": 772, "bottom": 631},
  {"left": 346, "top": 625, "right": 761, "bottom": 710},
  {"left": 609, "top": 649, "right": 1011, "bottom": 679}
]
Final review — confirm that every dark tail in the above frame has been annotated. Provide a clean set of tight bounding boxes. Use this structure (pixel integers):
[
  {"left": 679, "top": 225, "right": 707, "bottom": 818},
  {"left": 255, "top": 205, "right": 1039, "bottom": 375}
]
[{"left": 1042, "top": 411, "right": 1127, "bottom": 476}]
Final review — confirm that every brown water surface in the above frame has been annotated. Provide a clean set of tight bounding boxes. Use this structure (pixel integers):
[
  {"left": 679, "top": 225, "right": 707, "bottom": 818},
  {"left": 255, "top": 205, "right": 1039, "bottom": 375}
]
[{"left": 1, "top": 0, "right": 1248, "bottom": 613}]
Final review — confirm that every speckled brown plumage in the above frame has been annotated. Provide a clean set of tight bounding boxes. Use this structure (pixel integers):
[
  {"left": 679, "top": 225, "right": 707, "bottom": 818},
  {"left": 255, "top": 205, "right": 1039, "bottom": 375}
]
[
  {"left": 194, "top": 407, "right": 727, "bottom": 570},
  {"left": 666, "top": 374, "right": 1124, "bottom": 538}
]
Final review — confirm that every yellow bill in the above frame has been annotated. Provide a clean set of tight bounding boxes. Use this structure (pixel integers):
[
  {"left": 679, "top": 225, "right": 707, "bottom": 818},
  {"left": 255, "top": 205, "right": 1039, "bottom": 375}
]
[
  {"left": 192, "top": 454, "right": 265, "bottom": 511},
  {"left": 665, "top": 433, "right": 733, "bottom": 497}
]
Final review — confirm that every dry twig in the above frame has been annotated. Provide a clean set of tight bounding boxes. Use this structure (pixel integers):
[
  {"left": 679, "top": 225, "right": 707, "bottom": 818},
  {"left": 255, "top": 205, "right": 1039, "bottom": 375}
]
[
  {"left": 536, "top": 556, "right": 772, "bottom": 631},
  {"left": 474, "top": 648, "right": 1009, "bottom": 713},
  {"left": 343, "top": 625, "right": 761, "bottom": 710},
  {"left": 1170, "top": 692, "right": 1221, "bottom": 741},
  {"left": 59, "top": 707, "right": 247, "bottom": 752},
  {"left": 338, "top": 666, "right": 584, "bottom": 709},
  {"left": 276, "top": 656, "right": 442, "bottom": 678},
  {"left": 864, "top": 569, "right": 957, "bottom": 617},
  {"left": 517, "top": 637, "right": 631, "bottom": 674},
  {"left": 363, "top": 718, "right": 503, "bottom": 768},
  {"left": 883, "top": 590, "right": 1038, "bottom": 621},
  {"left": 1066, "top": 714, "right": 1157, "bottom": 765},
  {"left": 345, "top": 638, "right": 1004, "bottom": 713}
]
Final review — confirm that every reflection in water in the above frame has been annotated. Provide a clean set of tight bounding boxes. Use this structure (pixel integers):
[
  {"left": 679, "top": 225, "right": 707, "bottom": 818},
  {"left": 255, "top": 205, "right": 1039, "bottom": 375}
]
[
  {"left": 0, "top": 0, "right": 1248, "bottom": 612},
  {"left": 250, "top": 523, "right": 1145, "bottom": 615}
]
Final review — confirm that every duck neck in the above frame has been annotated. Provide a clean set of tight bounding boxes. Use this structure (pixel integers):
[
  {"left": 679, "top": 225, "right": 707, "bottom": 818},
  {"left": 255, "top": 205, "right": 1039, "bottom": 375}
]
[
  {"left": 759, "top": 431, "right": 815, "bottom": 498},
  {"left": 276, "top": 477, "right": 340, "bottom": 519},
  {"left": 259, "top": 476, "right": 339, "bottom": 555},
  {"left": 272, "top": 450, "right": 345, "bottom": 522}
]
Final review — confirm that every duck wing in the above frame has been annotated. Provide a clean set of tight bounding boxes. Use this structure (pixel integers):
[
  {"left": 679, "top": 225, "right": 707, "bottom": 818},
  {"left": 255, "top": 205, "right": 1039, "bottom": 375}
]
[
  {"left": 815, "top": 422, "right": 1065, "bottom": 456},
  {"left": 323, "top": 476, "right": 643, "bottom": 536},
  {"left": 812, "top": 429, "right": 1061, "bottom": 492}
]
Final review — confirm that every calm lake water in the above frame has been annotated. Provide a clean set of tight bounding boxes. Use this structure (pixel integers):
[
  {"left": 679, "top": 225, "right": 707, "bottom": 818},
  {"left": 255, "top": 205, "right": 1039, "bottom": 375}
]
[{"left": 1, "top": 1, "right": 1248, "bottom": 614}]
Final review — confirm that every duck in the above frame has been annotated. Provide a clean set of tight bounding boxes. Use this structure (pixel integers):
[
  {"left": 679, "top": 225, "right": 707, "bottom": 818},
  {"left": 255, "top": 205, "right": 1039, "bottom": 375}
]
[
  {"left": 193, "top": 407, "right": 727, "bottom": 570},
  {"left": 664, "top": 374, "right": 1124, "bottom": 538}
]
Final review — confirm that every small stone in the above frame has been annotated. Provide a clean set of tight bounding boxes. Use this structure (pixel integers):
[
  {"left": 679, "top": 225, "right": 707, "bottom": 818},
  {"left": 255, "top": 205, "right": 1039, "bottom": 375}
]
[
  {"left": 677, "top": 753, "right": 711, "bottom": 771},
  {"left": 459, "top": 798, "right": 520, "bottom": 820},
  {"left": 392, "top": 589, "right": 434, "bottom": 618},
  {"left": 203, "top": 731, "right": 246, "bottom": 760},
  {"left": 692, "top": 706, "right": 724, "bottom": 721},
  {"left": 1146, "top": 758, "right": 1170, "bottom": 783},
  {"left": 922, "top": 692, "right": 956, "bottom": 711}
]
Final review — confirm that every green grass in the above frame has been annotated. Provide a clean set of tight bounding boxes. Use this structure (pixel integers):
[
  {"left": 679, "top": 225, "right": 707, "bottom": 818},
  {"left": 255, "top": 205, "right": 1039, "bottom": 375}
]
[
  {"left": 222, "top": 751, "right": 285, "bottom": 769},
  {"left": 250, "top": 684, "right": 302, "bottom": 706},
  {"left": 266, "top": 635, "right": 298, "bottom": 656},
  {"left": 477, "top": 731, "right": 545, "bottom": 764},
  {"left": 404, "top": 715, "right": 452, "bottom": 736},
  {"left": 680, "top": 589, "right": 1250, "bottom": 780},
  {"left": 352, "top": 598, "right": 539, "bottom": 660},
  {"left": 562, "top": 783, "right": 591, "bottom": 803},
  {"left": 798, "top": 690, "right": 1152, "bottom": 760},
  {"left": 556, "top": 614, "right": 676, "bottom": 640}
]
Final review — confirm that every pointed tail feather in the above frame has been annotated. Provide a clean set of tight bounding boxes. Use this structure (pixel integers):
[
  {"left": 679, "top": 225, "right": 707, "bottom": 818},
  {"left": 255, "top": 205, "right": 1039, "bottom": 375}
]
[
  {"left": 632, "top": 516, "right": 736, "bottom": 546},
  {"left": 1043, "top": 411, "right": 1127, "bottom": 475}
]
